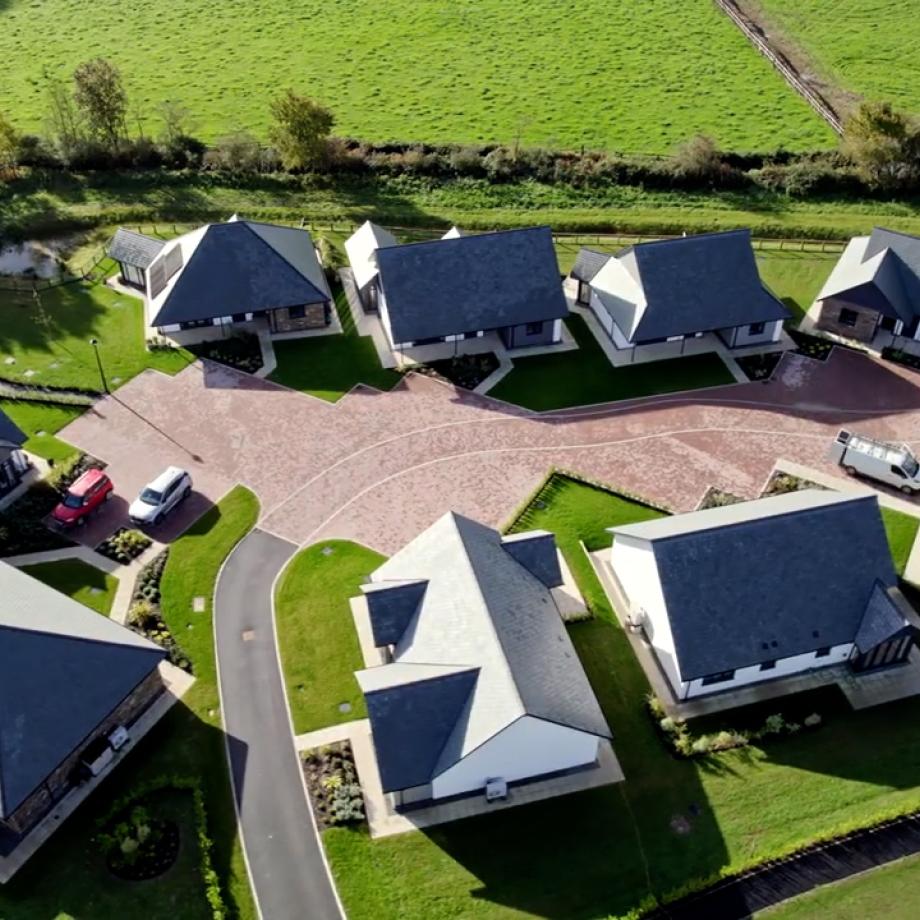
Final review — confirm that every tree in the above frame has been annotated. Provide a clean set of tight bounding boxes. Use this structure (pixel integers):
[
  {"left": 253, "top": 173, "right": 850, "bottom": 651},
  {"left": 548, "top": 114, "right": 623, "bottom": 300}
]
[
  {"left": 73, "top": 58, "right": 127, "bottom": 149},
  {"left": 673, "top": 134, "right": 723, "bottom": 178},
  {"left": 0, "top": 112, "right": 18, "bottom": 174},
  {"left": 842, "top": 101, "right": 920, "bottom": 190},
  {"left": 158, "top": 99, "right": 193, "bottom": 145},
  {"left": 44, "top": 69, "right": 81, "bottom": 159},
  {"left": 269, "top": 89, "right": 334, "bottom": 170}
]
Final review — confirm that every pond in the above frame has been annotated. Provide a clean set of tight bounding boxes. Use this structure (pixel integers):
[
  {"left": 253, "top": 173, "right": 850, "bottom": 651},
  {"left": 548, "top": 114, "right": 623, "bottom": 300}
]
[{"left": 0, "top": 239, "right": 72, "bottom": 278}]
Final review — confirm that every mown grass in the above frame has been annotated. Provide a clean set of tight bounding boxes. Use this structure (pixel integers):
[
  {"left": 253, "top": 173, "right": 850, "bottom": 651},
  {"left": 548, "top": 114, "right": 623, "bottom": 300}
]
[
  {"left": 0, "top": 1, "right": 832, "bottom": 152},
  {"left": 753, "top": 1, "right": 920, "bottom": 117},
  {"left": 320, "top": 473, "right": 920, "bottom": 919},
  {"left": 881, "top": 507, "right": 920, "bottom": 576},
  {"left": 275, "top": 540, "right": 385, "bottom": 734},
  {"left": 0, "top": 486, "right": 260, "bottom": 920},
  {"left": 759, "top": 853, "right": 920, "bottom": 919},
  {"left": 20, "top": 557, "right": 118, "bottom": 615},
  {"left": 270, "top": 292, "right": 402, "bottom": 401},
  {"left": 488, "top": 314, "right": 735, "bottom": 410}
]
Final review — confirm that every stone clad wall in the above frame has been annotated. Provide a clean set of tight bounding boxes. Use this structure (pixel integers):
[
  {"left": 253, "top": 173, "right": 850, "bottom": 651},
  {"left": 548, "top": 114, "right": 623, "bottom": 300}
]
[
  {"left": 271, "top": 302, "right": 329, "bottom": 333},
  {"left": 2, "top": 668, "right": 165, "bottom": 835},
  {"left": 815, "top": 298, "right": 879, "bottom": 343}
]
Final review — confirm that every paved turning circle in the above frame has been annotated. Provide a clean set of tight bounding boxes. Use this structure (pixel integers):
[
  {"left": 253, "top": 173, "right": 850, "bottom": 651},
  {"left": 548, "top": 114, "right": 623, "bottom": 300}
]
[{"left": 215, "top": 529, "right": 341, "bottom": 920}]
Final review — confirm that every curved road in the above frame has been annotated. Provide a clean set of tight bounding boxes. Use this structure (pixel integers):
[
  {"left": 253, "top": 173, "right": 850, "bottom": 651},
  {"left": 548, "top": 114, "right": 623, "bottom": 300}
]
[{"left": 215, "top": 529, "right": 341, "bottom": 920}]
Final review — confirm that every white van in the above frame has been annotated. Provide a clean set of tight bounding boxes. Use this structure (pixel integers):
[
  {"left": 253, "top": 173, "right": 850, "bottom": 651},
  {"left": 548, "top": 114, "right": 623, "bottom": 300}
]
[{"left": 830, "top": 430, "right": 920, "bottom": 494}]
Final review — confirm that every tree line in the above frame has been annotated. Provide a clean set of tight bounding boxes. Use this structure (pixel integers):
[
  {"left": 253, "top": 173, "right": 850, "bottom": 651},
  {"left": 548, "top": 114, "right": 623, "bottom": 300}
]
[{"left": 2, "top": 58, "right": 920, "bottom": 200}]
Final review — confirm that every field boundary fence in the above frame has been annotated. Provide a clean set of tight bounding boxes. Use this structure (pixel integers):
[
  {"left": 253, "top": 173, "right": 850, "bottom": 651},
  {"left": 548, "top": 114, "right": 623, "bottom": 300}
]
[{"left": 714, "top": 0, "right": 843, "bottom": 135}]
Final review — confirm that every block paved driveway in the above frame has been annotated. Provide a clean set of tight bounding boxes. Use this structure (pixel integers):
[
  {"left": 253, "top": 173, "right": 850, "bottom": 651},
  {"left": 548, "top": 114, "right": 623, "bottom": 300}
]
[{"left": 61, "top": 349, "right": 920, "bottom": 556}]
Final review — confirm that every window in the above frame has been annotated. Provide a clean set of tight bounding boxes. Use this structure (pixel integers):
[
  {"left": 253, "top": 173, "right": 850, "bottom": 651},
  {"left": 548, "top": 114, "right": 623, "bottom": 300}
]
[
  {"left": 748, "top": 322, "right": 766, "bottom": 335},
  {"left": 760, "top": 660, "right": 777, "bottom": 671},
  {"left": 525, "top": 321, "right": 544, "bottom": 336},
  {"left": 838, "top": 308, "right": 859, "bottom": 328},
  {"left": 232, "top": 312, "right": 248, "bottom": 323},
  {"left": 815, "top": 646, "right": 831, "bottom": 658},
  {"left": 891, "top": 464, "right": 908, "bottom": 479},
  {"left": 701, "top": 669, "right": 735, "bottom": 686},
  {"left": 289, "top": 305, "right": 306, "bottom": 320}
]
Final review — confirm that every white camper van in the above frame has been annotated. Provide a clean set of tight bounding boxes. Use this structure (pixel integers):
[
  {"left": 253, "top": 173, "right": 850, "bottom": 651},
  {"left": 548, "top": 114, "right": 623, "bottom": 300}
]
[{"left": 831, "top": 430, "right": 920, "bottom": 494}]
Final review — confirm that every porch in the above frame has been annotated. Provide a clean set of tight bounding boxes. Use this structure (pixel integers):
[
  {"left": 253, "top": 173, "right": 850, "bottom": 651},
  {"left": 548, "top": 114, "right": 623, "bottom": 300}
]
[{"left": 801, "top": 300, "right": 920, "bottom": 358}]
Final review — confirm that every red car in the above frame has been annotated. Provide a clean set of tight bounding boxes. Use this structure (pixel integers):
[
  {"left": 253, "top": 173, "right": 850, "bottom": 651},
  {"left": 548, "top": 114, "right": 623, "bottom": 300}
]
[{"left": 52, "top": 468, "right": 114, "bottom": 527}]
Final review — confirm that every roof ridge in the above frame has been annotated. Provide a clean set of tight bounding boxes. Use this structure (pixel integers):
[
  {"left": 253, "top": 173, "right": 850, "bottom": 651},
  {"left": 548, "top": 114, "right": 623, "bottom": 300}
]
[
  {"left": 0, "top": 621, "right": 164, "bottom": 655},
  {"left": 633, "top": 228, "right": 750, "bottom": 250},
  {"left": 377, "top": 224, "right": 551, "bottom": 253},
  {"left": 238, "top": 221, "right": 329, "bottom": 304}
]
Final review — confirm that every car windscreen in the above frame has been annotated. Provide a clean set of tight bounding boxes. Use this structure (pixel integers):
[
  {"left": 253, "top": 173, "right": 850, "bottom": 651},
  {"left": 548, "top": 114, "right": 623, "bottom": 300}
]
[
  {"left": 905, "top": 456, "right": 919, "bottom": 478},
  {"left": 140, "top": 488, "right": 163, "bottom": 504},
  {"left": 63, "top": 493, "right": 84, "bottom": 508}
]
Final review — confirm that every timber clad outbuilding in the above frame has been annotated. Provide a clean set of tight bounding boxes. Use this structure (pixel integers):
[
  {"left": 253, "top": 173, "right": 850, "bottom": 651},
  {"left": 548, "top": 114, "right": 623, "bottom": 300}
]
[
  {"left": 609, "top": 491, "right": 916, "bottom": 702},
  {"left": 0, "top": 563, "right": 166, "bottom": 837}
]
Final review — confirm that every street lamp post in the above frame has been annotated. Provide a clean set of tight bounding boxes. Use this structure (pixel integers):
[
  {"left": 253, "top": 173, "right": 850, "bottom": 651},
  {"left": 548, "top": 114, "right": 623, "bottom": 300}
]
[{"left": 89, "top": 338, "right": 110, "bottom": 394}]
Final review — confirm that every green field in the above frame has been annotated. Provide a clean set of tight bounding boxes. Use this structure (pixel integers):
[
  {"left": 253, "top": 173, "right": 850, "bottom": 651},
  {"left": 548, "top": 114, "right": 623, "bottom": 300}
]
[
  {"left": 0, "top": 1, "right": 833, "bottom": 152},
  {"left": 754, "top": 1, "right": 920, "bottom": 115}
]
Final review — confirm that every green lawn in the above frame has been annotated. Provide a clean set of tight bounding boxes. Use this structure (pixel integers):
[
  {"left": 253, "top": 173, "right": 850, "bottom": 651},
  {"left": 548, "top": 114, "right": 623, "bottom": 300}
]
[
  {"left": 276, "top": 540, "right": 385, "bottom": 734},
  {"left": 316, "top": 472, "right": 920, "bottom": 919},
  {"left": 488, "top": 314, "right": 735, "bottom": 410},
  {"left": 0, "top": 280, "right": 191, "bottom": 392},
  {"left": 270, "top": 291, "right": 402, "bottom": 401},
  {"left": 759, "top": 854, "right": 920, "bottom": 919},
  {"left": 0, "top": 486, "right": 260, "bottom": 920},
  {"left": 20, "top": 557, "right": 118, "bottom": 615},
  {"left": 754, "top": 1, "right": 920, "bottom": 117},
  {"left": 0, "top": 1, "right": 832, "bottom": 152},
  {"left": 881, "top": 507, "right": 920, "bottom": 576}
]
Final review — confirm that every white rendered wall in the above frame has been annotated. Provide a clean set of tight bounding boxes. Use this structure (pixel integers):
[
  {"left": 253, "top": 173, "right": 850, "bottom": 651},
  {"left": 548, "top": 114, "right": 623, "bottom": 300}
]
[
  {"left": 726, "top": 319, "right": 784, "bottom": 348},
  {"left": 684, "top": 643, "right": 853, "bottom": 698},
  {"left": 589, "top": 290, "right": 615, "bottom": 337},
  {"left": 431, "top": 717, "right": 600, "bottom": 799},
  {"left": 610, "top": 537, "right": 686, "bottom": 696},
  {"left": 551, "top": 318, "right": 562, "bottom": 342}
]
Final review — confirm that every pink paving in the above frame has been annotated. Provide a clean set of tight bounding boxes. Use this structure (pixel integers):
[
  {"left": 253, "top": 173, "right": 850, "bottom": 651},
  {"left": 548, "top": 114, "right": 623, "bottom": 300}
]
[{"left": 59, "top": 350, "right": 920, "bottom": 554}]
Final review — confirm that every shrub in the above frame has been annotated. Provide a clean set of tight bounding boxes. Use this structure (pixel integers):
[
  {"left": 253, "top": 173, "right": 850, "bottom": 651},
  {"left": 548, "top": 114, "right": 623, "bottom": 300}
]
[
  {"left": 804, "top": 713, "right": 822, "bottom": 728},
  {"left": 659, "top": 716, "right": 679, "bottom": 734},
  {"left": 762, "top": 713, "right": 786, "bottom": 736},
  {"left": 691, "top": 736, "right": 713, "bottom": 755},
  {"left": 646, "top": 693, "right": 666, "bottom": 721}
]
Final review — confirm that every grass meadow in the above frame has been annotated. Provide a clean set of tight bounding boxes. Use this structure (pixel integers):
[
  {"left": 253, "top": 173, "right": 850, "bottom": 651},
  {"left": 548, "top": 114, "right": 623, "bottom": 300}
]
[
  {"left": 0, "top": 0, "right": 833, "bottom": 152},
  {"left": 753, "top": 1, "right": 920, "bottom": 115}
]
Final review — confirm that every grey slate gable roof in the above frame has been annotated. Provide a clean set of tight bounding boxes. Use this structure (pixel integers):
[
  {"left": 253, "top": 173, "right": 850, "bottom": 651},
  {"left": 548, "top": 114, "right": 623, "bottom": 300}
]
[
  {"left": 0, "top": 563, "right": 165, "bottom": 818},
  {"left": 108, "top": 228, "right": 165, "bottom": 269},
  {"left": 626, "top": 230, "right": 790, "bottom": 343},
  {"left": 571, "top": 247, "right": 610, "bottom": 283},
  {"left": 150, "top": 221, "right": 330, "bottom": 327},
  {"left": 355, "top": 512, "right": 610, "bottom": 792},
  {"left": 612, "top": 491, "right": 897, "bottom": 680},
  {"left": 865, "top": 228, "right": 920, "bottom": 312},
  {"left": 0, "top": 408, "right": 25, "bottom": 448},
  {"left": 375, "top": 227, "right": 568, "bottom": 344},
  {"left": 854, "top": 582, "right": 911, "bottom": 654}
]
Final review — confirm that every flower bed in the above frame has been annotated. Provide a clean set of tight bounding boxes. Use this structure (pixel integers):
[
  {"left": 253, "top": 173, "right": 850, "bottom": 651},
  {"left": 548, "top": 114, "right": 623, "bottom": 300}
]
[
  {"left": 882, "top": 346, "right": 920, "bottom": 373},
  {"left": 127, "top": 548, "right": 192, "bottom": 671},
  {"left": 188, "top": 333, "right": 263, "bottom": 375},
  {"left": 761, "top": 470, "right": 827, "bottom": 497},
  {"left": 416, "top": 352, "right": 500, "bottom": 390},
  {"left": 788, "top": 329, "right": 834, "bottom": 362},
  {"left": 735, "top": 351, "right": 783, "bottom": 381},
  {"left": 647, "top": 694, "right": 824, "bottom": 758},
  {"left": 696, "top": 487, "right": 744, "bottom": 510},
  {"left": 302, "top": 741, "right": 365, "bottom": 830},
  {"left": 0, "top": 482, "right": 74, "bottom": 556},
  {"left": 99, "top": 803, "right": 180, "bottom": 881},
  {"left": 97, "top": 527, "right": 151, "bottom": 564}
]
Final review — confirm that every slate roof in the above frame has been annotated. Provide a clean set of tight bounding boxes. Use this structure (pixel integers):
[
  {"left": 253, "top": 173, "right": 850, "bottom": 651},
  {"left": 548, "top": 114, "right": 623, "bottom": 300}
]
[
  {"left": 374, "top": 227, "right": 568, "bottom": 344},
  {"left": 355, "top": 512, "right": 610, "bottom": 793},
  {"left": 854, "top": 582, "right": 911, "bottom": 654},
  {"left": 344, "top": 221, "right": 398, "bottom": 290},
  {"left": 149, "top": 219, "right": 330, "bottom": 327},
  {"left": 570, "top": 247, "right": 610, "bottom": 283},
  {"left": 819, "top": 228, "right": 920, "bottom": 325},
  {"left": 611, "top": 491, "right": 897, "bottom": 680},
  {"left": 108, "top": 228, "right": 165, "bottom": 269},
  {"left": 0, "top": 562, "right": 165, "bottom": 818},
  {"left": 0, "top": 409, "right": 25, "bottom": 448},
  {"left": 591, "top": 230, "right": 790, "bottom": 343}
]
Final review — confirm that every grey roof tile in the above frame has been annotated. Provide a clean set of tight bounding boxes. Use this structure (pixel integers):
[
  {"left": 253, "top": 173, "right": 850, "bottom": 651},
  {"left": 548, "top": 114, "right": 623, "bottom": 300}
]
[
  {"left": 108, "top": 228, "right": 165, "bottom": 269},
  {"left": 0, "top": 409, "right": 25, "bottom": 448},
  {"left": 361, "top": 580, "right": 428, "bottom": 646},
  {"left": 375, "top": 227, "right": 568, "bottom": 344},
  {"left": 0, "top": 563, "right": 165, "bottom": 817},
  {"left": 613, "top": 491, "right": 896, "bottom": 680},
  {"left": 570, "top": 248, "right": 610, "bottom": 283},
  {"left": 500, "top": 531, "right": 563, "bottom": 587},
  {"left": 855, "top": 582, "right": 910, "bottom": 654}
]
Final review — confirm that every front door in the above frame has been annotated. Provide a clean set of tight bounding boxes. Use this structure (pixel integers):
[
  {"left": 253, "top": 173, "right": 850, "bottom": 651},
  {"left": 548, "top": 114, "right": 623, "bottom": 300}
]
[{"left": 879, "top": 315, "right": 898, "bottom": 333}]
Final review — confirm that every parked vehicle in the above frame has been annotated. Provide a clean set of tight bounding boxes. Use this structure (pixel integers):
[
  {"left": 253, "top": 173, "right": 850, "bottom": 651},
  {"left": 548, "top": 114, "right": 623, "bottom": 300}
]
[
  {"left": 128, "top": 466, "right": 192, "bottom": 526},
  {"left": 830, "top": 430, "right": 920, "bottom": 494},
  {"left": 51, "top": 468, "right": 114, "bottom": 527}
]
